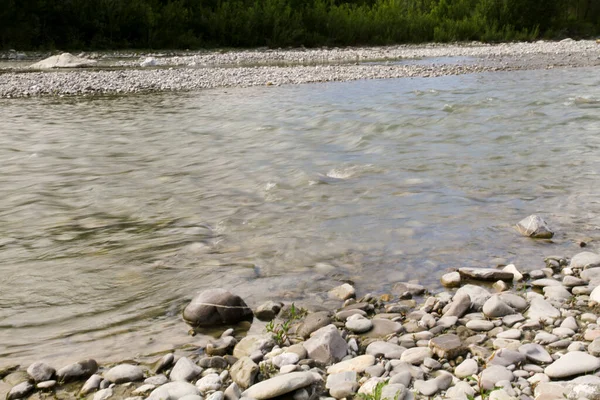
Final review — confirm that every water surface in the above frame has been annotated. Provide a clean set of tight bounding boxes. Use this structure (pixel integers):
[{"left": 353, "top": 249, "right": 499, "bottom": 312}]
[{"left": 1, "top": 67, "right": 600, "bottom": 366}]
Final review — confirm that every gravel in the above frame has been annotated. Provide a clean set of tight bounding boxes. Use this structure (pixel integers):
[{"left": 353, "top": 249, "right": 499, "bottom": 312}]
[{"left": 1, "top": 39, "right": 599, "bottom": 98}]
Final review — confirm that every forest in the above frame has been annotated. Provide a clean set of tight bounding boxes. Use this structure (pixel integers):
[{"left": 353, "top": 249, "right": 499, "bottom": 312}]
[{"left": 1, "top": 0, "right": 599, "bottom": 50}]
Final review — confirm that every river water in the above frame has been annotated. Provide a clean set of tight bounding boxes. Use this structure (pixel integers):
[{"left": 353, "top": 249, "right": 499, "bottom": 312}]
[{"left": 1, "top": 67, "right": 600, "bottom": 367}]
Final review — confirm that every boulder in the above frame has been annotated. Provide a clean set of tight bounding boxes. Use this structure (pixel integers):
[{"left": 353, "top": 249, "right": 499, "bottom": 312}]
[
  {"left": 29, "top": 53, "right": 97, "bottom": 69},
  {"left": 183, "top": 289, "right": 253, "bottom": 328},
  {"left": 515, "top": 214, "right": 553, "bottom": 238}
]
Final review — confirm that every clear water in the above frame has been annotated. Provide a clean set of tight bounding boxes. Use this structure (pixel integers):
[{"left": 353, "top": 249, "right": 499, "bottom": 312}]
[{"left": 1, "top": 67, "right": 600, "bottom": 366}]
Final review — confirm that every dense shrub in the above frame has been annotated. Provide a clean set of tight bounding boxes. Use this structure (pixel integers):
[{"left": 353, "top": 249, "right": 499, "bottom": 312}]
[{"left": 0, "top": 0, "right": 598, "bottom": 50}]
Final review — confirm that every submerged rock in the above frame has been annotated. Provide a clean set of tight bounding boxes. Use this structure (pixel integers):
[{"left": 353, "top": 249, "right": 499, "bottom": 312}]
[{"left": 183, "top": 289, "right": 253, "bottom": 328}]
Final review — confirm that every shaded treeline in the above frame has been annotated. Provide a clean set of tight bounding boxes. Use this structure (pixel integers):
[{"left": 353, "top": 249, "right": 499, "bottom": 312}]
[{"left": 1, "top": 0, "right": 599, "bottom": 50}]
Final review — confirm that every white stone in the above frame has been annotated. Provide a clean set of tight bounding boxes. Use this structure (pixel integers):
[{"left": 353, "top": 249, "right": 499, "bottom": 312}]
[
  {"left": 399, "top": 347, "right": 432, "bottom": 365},
  {"left": 170, "top": 357, "right": 203, "bottom": 382},
  {"left": 328, "top": 283, "right": 355, "bottom": 300},
  {"left": 241, "top": 371, "right": 317, "bottom": 399},
  {"left": 327, "top": 355, "right": 375, "bottom": 374},
  {"left": 104, "top": 364, "right": 143, "bottom": 384},
  {"left": 455, "top": 358, "right": 478, "bottom": 378},
  {"left": 544, "top": 351, "right": 600, "bottom": 379},
  {"left": 30, "top": 53, "right": 97, "bottom": 69}
]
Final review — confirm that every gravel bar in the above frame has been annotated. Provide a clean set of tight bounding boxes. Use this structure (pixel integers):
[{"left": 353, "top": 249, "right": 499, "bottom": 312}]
[{"left": 1, "top": 39, "right": 599, "bottom": 98}]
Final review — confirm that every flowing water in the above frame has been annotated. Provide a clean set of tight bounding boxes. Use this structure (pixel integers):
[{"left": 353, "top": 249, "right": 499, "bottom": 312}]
[{"left": 1, "top": 67, "right": 600, "bottom": 366}]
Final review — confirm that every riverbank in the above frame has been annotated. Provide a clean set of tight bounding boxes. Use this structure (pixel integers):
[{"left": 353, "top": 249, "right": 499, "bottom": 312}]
[
  {"left": 1, "top": 40, "right": 599, "bottom": 98},
  {"left": 4, "top": 237, "right": 600, "bottom": 399}
]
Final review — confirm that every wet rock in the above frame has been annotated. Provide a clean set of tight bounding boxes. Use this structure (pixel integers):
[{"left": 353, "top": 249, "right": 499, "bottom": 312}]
[
  {"left": 27, "top": 361, "right": 55, "bottom": 382},
  {"left": 81, "top": 374, "right": 103, "bottom": 395},
  {"left": 516, "top": 214, "right": 553, "bottom": 238},
  {"left": 327, "top": 355, "right": 375, "bottom": 374},
  {"left": 544, "top": 351, "right": 600, "bottom": 379},
  {"left": 155, "top": 353, "right": 175, "bottom": 373},
  {"left": 441, "top": 271, "right": 461, "bottom": 287},
  {"left": 459, "top": 267, "right": 514, "bottom": 281},
  {"left": 104, "top": 364, "right": 143, "bottom": 383},
  {"left": 7, "top": 381, "right": 34, "bottom": 400},
  {"left": 183, "top": 289, "right": 253, "bottom": 328},
  {"left": 230, "top": 357, "right": 259, "bottom": 389},
  {"left": 241, "top": 371, "right": 317, "bottom": 399},
  {"left": 56, "top": 359, "right": 98, "bottom": 382},
  {"left": 328, "top": 283, "right": 356, "bottom": 300},
  {"left": 254, "top": 301, "right": 283, "bottom": 321},
  {"left": 170, "top": 357, "right": 203, "bottom": 382},
  {"left": 147, "top": 381, "right": 200, "bottom": 400}
]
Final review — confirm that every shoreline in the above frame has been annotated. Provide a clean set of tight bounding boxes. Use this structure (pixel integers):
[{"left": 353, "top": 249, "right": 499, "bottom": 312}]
[
  {"left": 1, "top": 40, "right": 599, "bottom": 98},
  {"left": 4, "top": 236, "right": 600, "bottom": 399}
]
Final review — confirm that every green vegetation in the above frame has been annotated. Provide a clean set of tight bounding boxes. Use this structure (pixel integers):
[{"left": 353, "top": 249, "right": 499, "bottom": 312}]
[
  {"left": 1, "top": 0, "right": 599, "bottom": 50},
  {"left": 265, "top": 303, "right": 306, "bottom": 346}
]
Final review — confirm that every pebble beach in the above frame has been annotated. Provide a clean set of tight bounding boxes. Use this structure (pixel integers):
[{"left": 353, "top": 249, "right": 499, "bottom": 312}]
[
  {"left": 4, "top": 216, "right": 600, "bottom": 399},
  {"left": 0, "top": 39, "right": 599, "bottom": 98}
]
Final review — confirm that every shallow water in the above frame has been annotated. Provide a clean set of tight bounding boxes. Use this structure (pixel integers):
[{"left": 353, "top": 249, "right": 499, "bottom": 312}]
[{"left": 1, "top": 67, "right": 600, "bottom": 366}]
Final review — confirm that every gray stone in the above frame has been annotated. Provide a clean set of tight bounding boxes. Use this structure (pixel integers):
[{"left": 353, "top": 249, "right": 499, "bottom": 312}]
[
  {"left": 133, "top": 384, "right": 156, "bottom": 395},
  {"left": 365, "top": 364, "right": 385, "bottom": 377},
  {"left": 296, "top": 311, "right": 332, "bottom": 338},
  {"left": 516, "top": 214, "right": 553, "bottom": 238},
  {"left": 326, "top": 371, "right": 357, "bottom": 389},
  {"left": 458, "top": 268, "right": 514, "bottom": 281},
  {"left": 496, "top": 329, "right": 521, "bottom": 339},
  {"left": 543, "top": 286, "right": 572, "bottom": 300},
  {"left": 224, "top": 382, "right": 242, "bottom": 400},
  {"left": 170, "top": 357, "right": 203, "bottom": 382},
  {"left": 93, "top": 388, "right": 113, "bottom": 400},
  {"left": 155, "top": 353, "right": 175, "bottom": 373},
  {"left": 303, "top": 324, "right": 347, "bottom": 364},
  {"left": 455, "top": 285, "right": 491, "bottom": 310},
  {"left": 327, "top": 355, "right": 375, "bottom": 374},
  {"left": 399, "top": 347, "right": 432, "bottom": 365},
  {"left": 183, "top": 289, "right": 253, "bottom": 328},
  {"left": 7, "top": 382, "right": 34, "bottom": 400},
  {"left": 455, "top": 359, "right": 478, "bottom": 378},
  {"left": 199, "top": 357, "right": 229, "bottom": 370},
  {"left": 27, "top": 361, "right": 55, "bottom": 382},
  {"left": 443, "top": 293, "right": 471, "bottom": 318},
  {"left": 589, "top": 338, "right": 600, "bottom": 356},
  {"left": 480, "top": 365, "right": 514, "bottom": 390},
  {"left": 525, "top": 297, "right": 560, "bottom": 323},
  {"left": 196, "top": 374, "right": 222, "bottom": 393},
  {"left": 544, "top": 351, "right": 600, "bottom": 379},
  {"left": 230, "top": 357, "right": 258, "bottom": 389},
  {"left": 81, "top": 374, "right": 103, "bottom": 395},
  {"left": 329, "top": 381, "right": 358, "bottom": 399},
  {"left": 254, "top": 301, "right": 283, "bottom": 321},
  {"left": 145, "top": 375, "right": 169, "bottom": 386},
  {"left": 365, "top": 341, "right": 406, "bottom": 359},
  {"left": 345, "top": 316, "right": 373, "bottom": 333},
  {"left": 466, "top": 319, "right": 495, "bottom": 331},
  {"left": 328, "top": 284, "right": 356, "bottom": 301},
  {"left": 429, "top": 334, "right": 466, "bottom": 359},
  {"left": 518, "top": 344, "right": 553, "bottom": 364},
  {"left": 360, "top": 319, "right": 403, "bottom": 338},
  {"left": 488, "top": 348, "right": 526, "bottom": 367},
  {"left": 104, "top": 364, "right": 143, "bottom": 383},
  {"left": 271, "top": 353, "right": 300, "bottom": 368},
  {"left": 483, "top": 296, "right": 515, "bottom": 318},
  {"left": 233, "top": 335, "right": 275, "bottom": 359},
  {"left": 241, "top": 371, "right": 317, "bottom": 399},
  {"left": 56, "top": 359, "right": 98, "bottom": 382},
  {"left": 441, "top": 272, "right": 461, "bottom": 287},
  {"left": 147, "top": 382, "right": 201, "bottom": 400},
  {"left": 570, "top": 251, "right": 600, "bottom": 269},
  {"left": 206, "top": 392, "right": 224, "bottom": 400},
  {"left": 380, "top": 383, "right": 407, "bottom": 400},
  {"left": 531, "top": 278, "right": 561, "bottom": 287},
  {"left": 563, "top": 276, "right": 587, "bottom": 287},
  {"left": 389, "top": 371, "right": 412, "bottom": 387}
]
